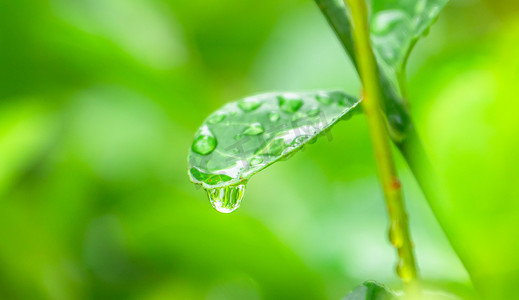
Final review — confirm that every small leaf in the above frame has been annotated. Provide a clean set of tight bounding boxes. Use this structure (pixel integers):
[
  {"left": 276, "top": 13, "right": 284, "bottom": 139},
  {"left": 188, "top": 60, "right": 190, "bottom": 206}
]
[
  {"left": 344, "top": 281, "right": 396, "bottom": 300},
  {"left": 188, "top": 91, "right": 360, "bottom": 189},
  {"left": 370, "top": 0, "right": 448, "bottom": 75}
]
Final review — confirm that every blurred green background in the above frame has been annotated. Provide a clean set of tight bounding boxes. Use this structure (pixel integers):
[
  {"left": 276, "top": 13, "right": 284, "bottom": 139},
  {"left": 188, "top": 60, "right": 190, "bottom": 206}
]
[{"left": 1, "top": 0, "right": 518, "bottom": 299}]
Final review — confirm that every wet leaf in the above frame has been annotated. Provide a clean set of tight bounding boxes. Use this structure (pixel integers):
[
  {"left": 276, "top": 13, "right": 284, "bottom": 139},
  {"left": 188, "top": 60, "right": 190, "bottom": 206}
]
[
  {"left": 370, "top": 0, "right": 448, "bottom": 76},
  {"left": 188, "top": 91, "right": 360, "bottom": 189},
  {"left": 344, "top": 281, "right": 396, "bottom": 300}
]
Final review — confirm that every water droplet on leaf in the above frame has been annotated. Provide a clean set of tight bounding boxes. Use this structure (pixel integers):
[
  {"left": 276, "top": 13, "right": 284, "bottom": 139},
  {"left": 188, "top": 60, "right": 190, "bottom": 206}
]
[
  {"left": 306, "top": 107, "right": 320, "bottom": 117},
  {"left": 242, "top": 122, "right": 264, "bottom": 136},
  {"left": 268, "top": 112, "right": 280, "bottom": 122},
  {"left": 255, "top": 138, "right": 286, "bottom": 156},
  {"left": 316, "top": 95, "right": 332, "bottom": 105},
  {"left": 249, "top": 156, "right": 263, "bottom": 166},
  {"left": 207, "top": 113, "right": 226, "bottom": 124},
  {"left": 291, "top": 136, "right": 307, "bottom": 147},
  {"left": 238, "top": 99, "right": 262, "bottom": 112},
  {"left": 206, "top": 184, "right": 246, "bottom": 213},
  {"left": 291, "top": 112, "right": 305, "bottom": 122},
  {"left": 191, "top": 127, "right": 217, "bottom": 155},
  {"left": 278, "top": 95, "right": 303, "bottom": 113}
]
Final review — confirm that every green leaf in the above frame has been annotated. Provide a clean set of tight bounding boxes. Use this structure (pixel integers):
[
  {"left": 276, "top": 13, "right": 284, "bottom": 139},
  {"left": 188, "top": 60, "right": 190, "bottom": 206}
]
[
  {"left": 370, "top": 0, "right": 449, "bottom": 76},
  {"left": 344, "top": 281, "right": 396, "bottom": 300},
  {"left": 188, "top": 90, "right": 359, "bottom": 212},
  {"left": 188, "top": 90, "right": 359, "bottom": 188}
]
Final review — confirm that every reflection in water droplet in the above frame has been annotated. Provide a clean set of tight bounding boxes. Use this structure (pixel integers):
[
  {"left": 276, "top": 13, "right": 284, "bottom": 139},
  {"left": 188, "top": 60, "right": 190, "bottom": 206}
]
[
  {"left": 207, "top": 113, "right": 226, "bottom": 124},
  {"left": 268, "top": 112, "right": 280, "bottom": 122},
  {"left": 249, "top": 156, "right": 263, "bottom": 166},
  {"left": 242, "top": 122, "right": 264, "bottom": 136},
  {"left": 278, "top": 95, "right": 303, "bottom": 113},
  {"left": 191, "top": 126, "right": 217, "bottom": 155},
  {"left": 238, "top": 99, "right": 262, "bottom": 112},
  {"left": 316, "top": 95, "right": 332, "bottom": 105},
  {"left": 206, "top": 184, "right": 246, "bottom": 213},
  {"left": 306, "top": 107, "right": 320, "bottom": 117}
]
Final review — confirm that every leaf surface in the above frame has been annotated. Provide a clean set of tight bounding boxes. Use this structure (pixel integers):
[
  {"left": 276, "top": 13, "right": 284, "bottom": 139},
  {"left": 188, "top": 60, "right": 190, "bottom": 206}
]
[
  {"left": 188, "top": 91, "right": 360, "bottom": 189},
  {"left": 370, "top": 0, "right": 448, "bottom": 76},
  {"left": 344, "top": 281, "right": 396, "bottom": 300}
]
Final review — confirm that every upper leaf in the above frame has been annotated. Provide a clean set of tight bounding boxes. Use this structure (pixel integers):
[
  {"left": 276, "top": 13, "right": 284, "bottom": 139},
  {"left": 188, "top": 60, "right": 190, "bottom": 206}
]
[
  {"left": 188, "top": 91, "right": 360, "bottom": 189},
  {"left": 370, "top": 0, "right": 448, "bottom": 76},
  {"left": 344, "top": 281, "right": 396, "bottom": 300}
]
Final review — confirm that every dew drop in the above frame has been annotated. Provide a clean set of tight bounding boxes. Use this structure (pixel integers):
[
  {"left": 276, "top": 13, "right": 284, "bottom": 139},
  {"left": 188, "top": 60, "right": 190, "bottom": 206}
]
[
  {"left": 316, "top": 95, "right": 332, "bottom": 105},
  {"left": 249, "top": 156, "right": 263, "bottom": 166},
  {"left": 396, "top": 259, "right": 414, "bottom": 282},
  {"left": 290, "top": 136, "right": 307, "bottom": 147},
  {"left": 206, "top": 184, "right": 246, "bottom": 213},
  {"left": 191, "top": 127, "right": 217, "bottom": 155},
  {"left": 338, "top": 96, "right": 356, "bottom": 107},
  {"left": 242, "top": 122, "right": 264, "bottom": 136},
  {"left": 278, "top": 95, "right": 303, "bottom": 113},
  {"left": 306, "top": 107, "right": 320, "bottom": 117},
  {"left": 268, "top": 112, "right": 280, "bottom": 122},
  {"left": 255, "top": 138, "right": 286, "bottom": 156},
  {"left": 238, "top": 99, "right": 262, "bottom": 112},
  {"left": 389, "top": 221, "right": 404, "bottom": 248},
  {"left": 207, "top": 113, "right": 226, "bottom": 124},
  {"left": 291, "top": 112, "right": 305, "bottom": 122}
]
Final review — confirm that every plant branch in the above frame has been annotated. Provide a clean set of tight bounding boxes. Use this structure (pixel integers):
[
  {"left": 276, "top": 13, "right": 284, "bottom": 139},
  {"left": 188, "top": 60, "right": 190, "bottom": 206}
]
[
  {"left": 315, "top": 0, "right": 477, "bottom": 291},
  {"left": 345, "top": 0, "right": 419, "bottom": 286}
]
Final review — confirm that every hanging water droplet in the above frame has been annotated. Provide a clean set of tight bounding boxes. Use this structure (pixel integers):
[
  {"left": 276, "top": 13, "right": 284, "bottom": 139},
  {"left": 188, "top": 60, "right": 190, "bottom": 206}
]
[
  {"left": 238, "top": 99, "right": 262, "bottom": 112},
  {"left": 278, "top": 95, "right": 303, "bottom": 113},
  {"left": 306, "top": 107, "right": 320, "bottom": 117},
  {"left": 249, "top": 156, "right": 263, "bottom": 166},
  {"left": 396, "top": 259, "right": 414, "bottom": 282},
  {"left": 268, "top": 112, "right": 280, "bottom": 122},
  {"left": 206, "top": 184, "right": 246, "bottom": 213},
  {"left": 316, "top": 95, "right": 332, "bottom": 105},
  {"left": 207, "top": 113, "right": 226, "bottom": 124},
  {"left": 191, "top": 126, "right": 217, "bottom": 155},
  {"left": 242, "top": 122, "right": 264, "bottom": 136},
  {"left": 389, "top": 221, "right": 404, "bottom": 248}
]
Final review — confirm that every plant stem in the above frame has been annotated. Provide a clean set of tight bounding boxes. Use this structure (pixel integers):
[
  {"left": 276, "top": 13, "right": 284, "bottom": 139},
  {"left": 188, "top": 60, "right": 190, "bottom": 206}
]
[
  {"left": 314, "top": 0, "right": 476, "bottom": 291},
  {"left": 345, "top": 0, "right": 419, "bottom": 287}
]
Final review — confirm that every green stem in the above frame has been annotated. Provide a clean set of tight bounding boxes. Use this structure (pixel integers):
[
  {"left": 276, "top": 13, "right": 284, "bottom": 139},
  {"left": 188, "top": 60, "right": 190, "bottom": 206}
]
[
  {"left": 314, "top": 0, "right": 477, "bottom": 292},
  {"left": 345, "top": 0, "right": 419, "bottom": 286}
]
